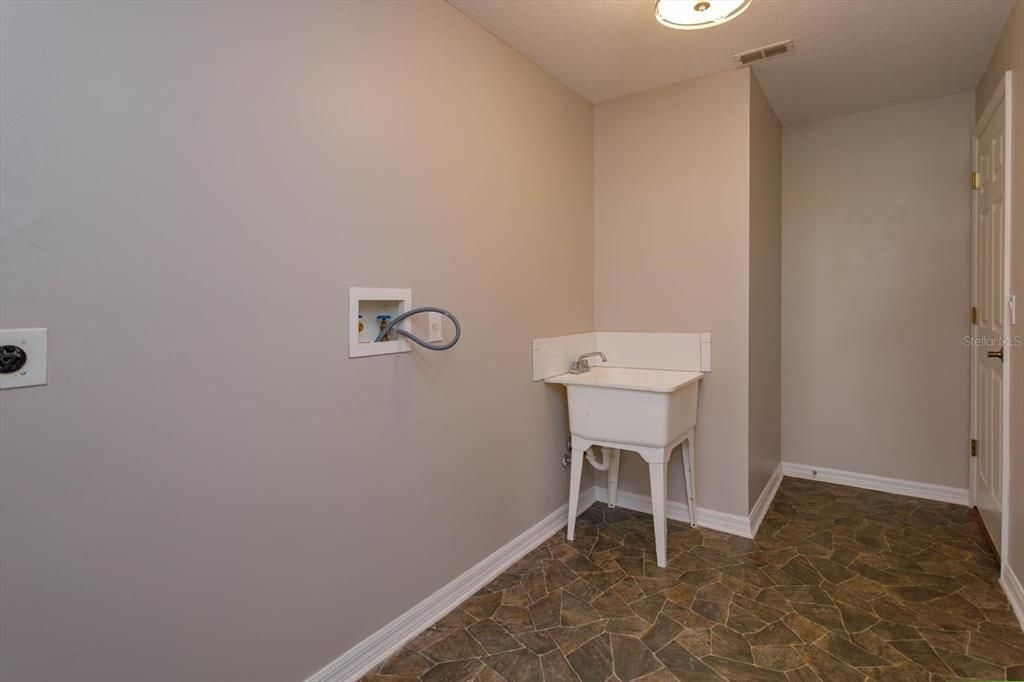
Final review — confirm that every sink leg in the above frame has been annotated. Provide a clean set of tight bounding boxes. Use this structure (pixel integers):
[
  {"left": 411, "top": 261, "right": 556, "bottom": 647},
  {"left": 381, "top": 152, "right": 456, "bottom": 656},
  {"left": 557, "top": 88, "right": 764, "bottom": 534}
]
[
  {"left": 607, "top": 448, "right": 621, "bottom": 508},
  {"left": 682, "top": 429, "right": 697, "bottom": 527},
  {"left": 649, "top": 459, "right": 669, "bottom": 568},
  {"left": 566, "top": 447, "right": 584, "bottom": 542}
]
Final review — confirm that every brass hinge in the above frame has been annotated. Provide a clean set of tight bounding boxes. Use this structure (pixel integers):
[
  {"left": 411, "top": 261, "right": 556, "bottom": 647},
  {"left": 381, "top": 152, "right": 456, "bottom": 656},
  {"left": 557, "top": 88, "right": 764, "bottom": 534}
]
[
  {"left": 971, "top": 438, "right": 978, "bottom": 457},
  {"left": 972, "top": 171, "right": 981, "bottom": 190},
  {"left": 971, "top": 306, "right": 978, "bottom": 324}
]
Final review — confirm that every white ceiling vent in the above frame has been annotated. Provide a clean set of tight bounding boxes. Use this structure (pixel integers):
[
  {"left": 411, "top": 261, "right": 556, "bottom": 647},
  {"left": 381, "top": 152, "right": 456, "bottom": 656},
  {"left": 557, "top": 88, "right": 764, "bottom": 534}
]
[{"left": 734, "top": 40, "right": 793, "bottom": 66}]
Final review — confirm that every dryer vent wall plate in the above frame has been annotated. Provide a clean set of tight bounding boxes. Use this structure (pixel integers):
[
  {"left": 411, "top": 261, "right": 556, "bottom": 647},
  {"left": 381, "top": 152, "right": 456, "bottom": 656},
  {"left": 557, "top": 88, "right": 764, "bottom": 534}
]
[{"left": 0, "top": 328, "right": 47, "bottom": 389}]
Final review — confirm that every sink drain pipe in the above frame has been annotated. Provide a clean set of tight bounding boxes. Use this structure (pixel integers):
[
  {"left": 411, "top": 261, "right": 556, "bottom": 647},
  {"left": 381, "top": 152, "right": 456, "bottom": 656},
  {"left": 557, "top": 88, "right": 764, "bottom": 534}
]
[
  {"left": 585, "top": 447, "right": 611, "bottom": 471},
  {"left": 561, "top": 442, "right": 613, "bottom": 471}
]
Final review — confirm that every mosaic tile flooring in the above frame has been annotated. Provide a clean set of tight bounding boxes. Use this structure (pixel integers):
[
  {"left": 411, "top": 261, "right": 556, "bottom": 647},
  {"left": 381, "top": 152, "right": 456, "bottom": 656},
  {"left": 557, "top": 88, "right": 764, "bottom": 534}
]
[{"left": 365, "top": 478, "right": 1024, "bottom": 681}]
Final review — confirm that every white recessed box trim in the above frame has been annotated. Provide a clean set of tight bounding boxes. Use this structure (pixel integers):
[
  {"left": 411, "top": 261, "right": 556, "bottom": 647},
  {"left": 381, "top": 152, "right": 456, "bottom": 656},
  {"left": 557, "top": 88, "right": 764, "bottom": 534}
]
[{"left": 348, "top": 288, "right": 411, "bottom": 358}]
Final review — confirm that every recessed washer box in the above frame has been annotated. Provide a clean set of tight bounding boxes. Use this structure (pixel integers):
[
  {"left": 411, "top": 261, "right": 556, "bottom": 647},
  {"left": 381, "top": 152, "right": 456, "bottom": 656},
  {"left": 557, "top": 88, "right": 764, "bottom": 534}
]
[{"left": 348, "top": 288, "right": 412, "bottom": 358}]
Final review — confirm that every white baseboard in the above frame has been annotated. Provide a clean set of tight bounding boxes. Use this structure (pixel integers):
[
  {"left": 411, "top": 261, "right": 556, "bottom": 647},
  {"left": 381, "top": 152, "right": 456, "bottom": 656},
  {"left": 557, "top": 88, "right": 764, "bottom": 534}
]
[
  {"left": 1001, "top": 562, "right": 1024, "bottom": 632},
  {"left": 781, "top": 462, "right": 969, "bottom": 506},
  {"left": 592, "top": 464, "right": 784, "bottom": 540},
  {"left": 306, "top": 488, "right": 596, "bottom": 682},
  {"left": 592, "top": 486, "right": 755, "bottom": 539},
  {"left": 749, "top": 464, "right": 783, "bottom": 536}
]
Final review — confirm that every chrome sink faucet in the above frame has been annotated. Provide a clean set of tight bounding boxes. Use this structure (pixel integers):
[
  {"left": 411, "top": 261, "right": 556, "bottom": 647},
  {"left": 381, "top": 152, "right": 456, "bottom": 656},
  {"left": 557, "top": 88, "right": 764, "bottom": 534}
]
[{"left": 569, "top": 352, "right": 607, "bottom": 374}]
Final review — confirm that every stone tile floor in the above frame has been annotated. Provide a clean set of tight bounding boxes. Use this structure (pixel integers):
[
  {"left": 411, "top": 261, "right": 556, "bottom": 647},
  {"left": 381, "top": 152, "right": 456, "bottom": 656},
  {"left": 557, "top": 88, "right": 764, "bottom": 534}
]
[{"left": 365, "top": 478, "right": 1024, "bottom": 681}]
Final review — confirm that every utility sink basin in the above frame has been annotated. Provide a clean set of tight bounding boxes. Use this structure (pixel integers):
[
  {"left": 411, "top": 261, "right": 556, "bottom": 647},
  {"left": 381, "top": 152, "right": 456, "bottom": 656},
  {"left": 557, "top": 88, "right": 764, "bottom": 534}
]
[
  {"left": 547, "top": 366, "right": 703, "bottom": 567},
  {"left": 546, "top": 367, "right": 702, "bottom": 448}
]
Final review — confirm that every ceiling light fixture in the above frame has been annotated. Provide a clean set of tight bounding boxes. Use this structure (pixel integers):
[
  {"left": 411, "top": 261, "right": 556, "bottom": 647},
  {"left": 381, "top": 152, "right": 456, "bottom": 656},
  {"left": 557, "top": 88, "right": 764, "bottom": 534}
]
[{"left": 655, "top": 0, "right": 752, "bottom": 30}]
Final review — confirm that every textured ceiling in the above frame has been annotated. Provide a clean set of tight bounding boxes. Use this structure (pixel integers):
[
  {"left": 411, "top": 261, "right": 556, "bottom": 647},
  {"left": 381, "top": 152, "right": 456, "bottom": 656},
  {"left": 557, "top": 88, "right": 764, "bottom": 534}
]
[{"left": 448, "top": 0, "right": 1016, "bottom": 124}]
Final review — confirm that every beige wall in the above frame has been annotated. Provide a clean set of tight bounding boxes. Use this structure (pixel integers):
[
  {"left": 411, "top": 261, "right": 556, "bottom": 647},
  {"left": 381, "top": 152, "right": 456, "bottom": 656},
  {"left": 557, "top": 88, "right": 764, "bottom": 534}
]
[
  {"left": 748, "top": 75, "right": 783, "bottom": 508},
  {"left": 976, "top": 0, "right": 1024, "bottom": 587},
  {"left": 594, "top": 68, "right": 754, "bottom": 516},
  {"left": 782, "top": 92, "right": 974, "bottom": 489},
  {"left": 0, "top": 2, "right": 593, "bottom": 681}
]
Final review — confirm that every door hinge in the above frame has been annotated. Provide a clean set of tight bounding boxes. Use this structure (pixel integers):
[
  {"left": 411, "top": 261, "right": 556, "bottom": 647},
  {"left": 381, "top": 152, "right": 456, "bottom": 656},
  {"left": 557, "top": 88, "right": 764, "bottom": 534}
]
[
  {"left": 971, "top": 438, "right": 978, "bottom": 457},
  {"left": 972, "top": 171, "right": 981, "bottom": 190},
  {"left": 971, "top": 306, "right": 978, "bottom": 324}
]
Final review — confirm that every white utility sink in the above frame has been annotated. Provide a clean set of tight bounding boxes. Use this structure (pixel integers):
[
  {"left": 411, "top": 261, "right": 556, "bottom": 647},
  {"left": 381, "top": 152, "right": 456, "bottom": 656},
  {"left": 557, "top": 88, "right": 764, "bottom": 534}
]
[
  {"left": 546, "top": 367, "right": 701, "bottom": 448},
  {"left": 547, "top": 366, "right": 703, "bottom": 567}
]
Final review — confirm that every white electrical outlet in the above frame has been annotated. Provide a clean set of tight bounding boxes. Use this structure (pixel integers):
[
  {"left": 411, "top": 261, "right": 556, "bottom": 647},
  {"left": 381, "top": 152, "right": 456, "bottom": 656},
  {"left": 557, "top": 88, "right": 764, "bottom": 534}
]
[
  {"left": 428, "top": 312, "right": 443, "bottom": 343},
  {"left": 0, "top": 328, "right": 47, "bottom": 389}
]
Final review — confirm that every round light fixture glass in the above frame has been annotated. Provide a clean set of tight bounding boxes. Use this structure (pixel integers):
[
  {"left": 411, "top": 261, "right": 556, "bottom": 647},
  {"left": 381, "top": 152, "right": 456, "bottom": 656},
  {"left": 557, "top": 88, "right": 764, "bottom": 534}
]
[{"left": 655, "top": 0, "right": 752, "bottom": 30}]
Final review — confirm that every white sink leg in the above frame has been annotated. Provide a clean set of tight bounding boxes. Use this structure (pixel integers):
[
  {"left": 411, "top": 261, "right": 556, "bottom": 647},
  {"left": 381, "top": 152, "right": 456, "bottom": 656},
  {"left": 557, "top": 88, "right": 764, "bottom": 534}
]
[
  {"left": 682, "top": 428, "right": 697, "bottom": 527},
  {"left": 648, "top": 458, "right": 670, "bottom": 568},
  {"left": 607, "top": 448, "right": 621, "bottom": 508},
  {"left": 566, "top": 446, "right": 584, "bottom": 541}
]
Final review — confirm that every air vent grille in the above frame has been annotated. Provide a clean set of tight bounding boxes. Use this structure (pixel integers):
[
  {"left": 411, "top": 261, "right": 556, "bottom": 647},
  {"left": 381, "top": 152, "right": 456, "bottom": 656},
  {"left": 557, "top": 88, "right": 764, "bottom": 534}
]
[{"left": 734, "top": 40, "right": 793, "bottom": 66}]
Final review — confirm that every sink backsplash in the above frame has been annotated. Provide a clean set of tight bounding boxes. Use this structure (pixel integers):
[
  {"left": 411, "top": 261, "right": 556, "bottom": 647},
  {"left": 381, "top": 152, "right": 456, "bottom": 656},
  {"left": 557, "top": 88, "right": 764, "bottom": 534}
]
[{"left": 532, "top": 331, "right": 711, "bottom": 381}]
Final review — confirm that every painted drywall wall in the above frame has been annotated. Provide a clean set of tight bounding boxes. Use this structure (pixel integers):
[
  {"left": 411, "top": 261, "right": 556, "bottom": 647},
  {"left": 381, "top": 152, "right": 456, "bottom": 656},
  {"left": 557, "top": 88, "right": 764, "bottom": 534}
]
[
  {"left": 594, "top": 68, "right": 752, "bottom": 517},
  {"left": 976, "top": 0, "right": 1024, "bottom": 590},
  {"left": 747, "top": 74, "right": 782, "bottom": 509},
  {"left": 782, "top": 92, "right": 974, "bottom": 490},
  {"left": 0, "top": 2, "right": 594, "bottom": 681}
]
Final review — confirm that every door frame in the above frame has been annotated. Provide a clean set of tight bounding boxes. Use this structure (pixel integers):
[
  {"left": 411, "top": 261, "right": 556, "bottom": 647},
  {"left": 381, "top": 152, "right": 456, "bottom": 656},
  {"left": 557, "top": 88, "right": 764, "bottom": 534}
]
[{"left": 970, "top": 69, "right": 1013, "bottom": 568}]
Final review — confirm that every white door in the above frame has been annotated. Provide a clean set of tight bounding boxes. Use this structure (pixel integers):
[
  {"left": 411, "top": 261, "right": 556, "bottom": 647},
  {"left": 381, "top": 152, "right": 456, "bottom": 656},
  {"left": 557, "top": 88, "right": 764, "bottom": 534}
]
[{"left": 970, "top": 72, "right": 1012, "bottom": 556}]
